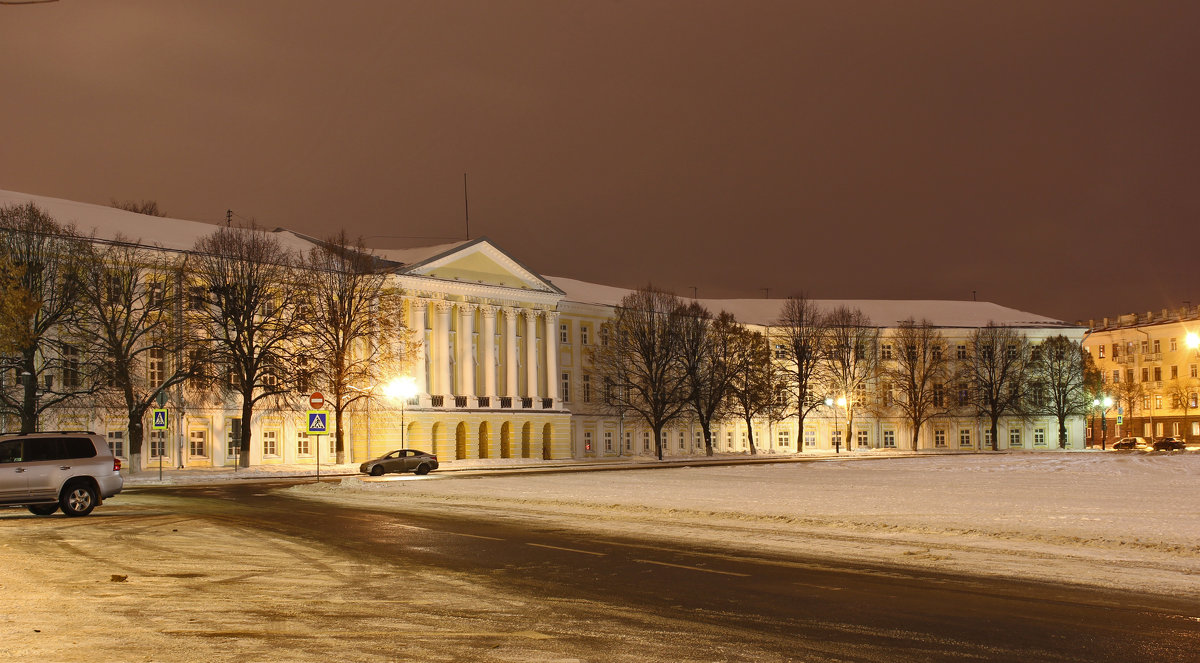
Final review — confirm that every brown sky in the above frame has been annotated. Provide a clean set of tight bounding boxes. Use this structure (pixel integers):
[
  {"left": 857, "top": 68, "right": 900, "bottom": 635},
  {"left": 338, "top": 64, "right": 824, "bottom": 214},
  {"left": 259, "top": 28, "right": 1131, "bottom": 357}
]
[{"left": 2, "top": 1, "right": 1197, "bottom": 323}]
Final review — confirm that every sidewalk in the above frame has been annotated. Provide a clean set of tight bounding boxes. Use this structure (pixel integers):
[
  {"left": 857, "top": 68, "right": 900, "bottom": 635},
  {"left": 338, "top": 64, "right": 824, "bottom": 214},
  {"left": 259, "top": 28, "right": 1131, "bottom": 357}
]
[{"left": 120, "top": 448, "right": 982, "bottom": 485}]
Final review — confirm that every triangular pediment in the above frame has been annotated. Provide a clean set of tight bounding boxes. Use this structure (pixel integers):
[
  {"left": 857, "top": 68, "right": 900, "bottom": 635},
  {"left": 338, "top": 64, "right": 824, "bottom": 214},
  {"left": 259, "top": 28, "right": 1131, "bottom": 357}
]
[{"left": 399, "top": 237, "right": 563, "bottom": 294}]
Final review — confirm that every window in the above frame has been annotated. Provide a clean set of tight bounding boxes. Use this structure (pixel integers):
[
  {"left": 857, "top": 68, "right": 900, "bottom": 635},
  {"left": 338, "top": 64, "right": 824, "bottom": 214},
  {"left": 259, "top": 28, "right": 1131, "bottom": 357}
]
[
  {"left": 582, "top": 374, "right": 591, "bottom": 403},
  {"left": 1141, "top": 340, "right": 1149, "bottom": 354},
  {"left": 1143, "top": 423, "right": 1152, "bottom": 436},
  {"left": 804, "top": 428, "right": 816, "bottom": 447},
  {"left": 62, "top": 344, "right": 81, "bottom": 389},
  {"left": 149, "top": 347, "right": 165, "bottom": 387},
  {"left": 831, "top": 430, "right": 843, "bottom": 448},
  {"left": 1034, "top": 428, "right": 1046, "bottom": 447},
  {"left": 601, "top": 327, "right": 610, "bottom": 347},
  {"left": 934, "top": 429, "right": 946, "bottom": 448},
  {"left": 263, "top": 430, "right": 278, "bottom": 456},
  {"left": 1153, "top": 367, "right": 1162, "bottom": 382},
  {"left": 1155, "top": 394, "right": 1163, "bottom": 409},
  {"left": 1031, "top": 345, "right": 1041, "bottom": 362},
  {"left": 1172, "top": 422, "right": 1180, "bottom": 436},
  {"left": 881, "top": 344, "right": 893, "bottom": 360},
  {"left": 1193, "top": 422, "right": 1199, "bottom": 437},
  {"left": 1156, "top": 422, "right": 1164, "bottom": 437},
  {"left": 1098, "top": 345, "right": 1105, "bottom": 358},
  {"left": 1192, "top": 365, "right": 1198, "bottom": 379},
  {"left": 559, "top": 324, "right": 569, "bottom": 345},
  {"left": 1153, "top": 339, "right": 1161, "bottom": 353},
  {"left": 932, "top": 345, "right": 943, "bottom": 361},
  {"left": 604, "top": 431, "right": 613, "bottom": 451},
  {"left": 1112, "top": 343, "right": 1119, "bottom": 358},
  {"left": 774, "top": 343, "right": 786, "bottom": 359},
  {"left": 956, "top": 344, "right": 967, "bottom": 359},
  {"left": 188, "top": 286, "right": 207, "bottom": 310},
  {"left": 560, "top": 372, "right": 570, "bottom": 403},
  {"left": 1171, "top": 338, "right": 1178, "bottom": 352},
  {"left": 1142, "top": 368, "right": 1149, "bottom": 382},
  {"left": 1111, "top": 370, "right": 1120, "bottom": 383},
  {"left": 1009, "top": 429, "right": 1022, "bottom": 448},
  {"left": 1143, "top": 394, "right": 1151, "bottom": 409},
  {"left": 932, "top": 384, "right": 944, "bottom": 407},
  {"left": 1192, "top": 393, "right": 1199, "bottom": 409},
  {"left": 189, "top": 429, "right": 208, "bottom": 457},
  {"left": 778, "top": 429, "right": 790, "bottom": 446},
  {"left": 227, "top": 418, "right": 242, "bottom": 458},
  {"left": 107, "top": 430, "right": 125, "bottom": 457},
  {"left": 297, "top": 430, "right": 310, "bottom": 456},
  {"left": 882, "top": 382, "right": 893, "bottom": 407},
  {"left": 584, "top": 431, "right": 593, "bottom": 452},
  {"left": 958, "top": 383, "right": 970, "bottom": 406},
  {"left": 856, "top": 429, "right": 868, "bottom": 448},
  {"left": 150, "top": 430, "right": 167, "bottom": 458},
  {"left": 625, "top": 431, "right": 632, "bottom": 451},
  {"left": 580, "top": 326, "right": 589, "bottom": 346},
  {"left": 1126, "top": 368, "right": 1134, "bottom": 383},
  {"left": 882, "top": 430, "right": 896, "bottom": 448},
  {"left": 643, "top": 432, "right": 650, "bottom": 452},
  {"left": 1172, "top": 366, "right": 1179, "bottom": 380},
  {"left": 147, "top": 281, "right": 164, "bottom": 308},
  {"left": 959, "top": 429, "right": 972, "bottom": 448}
]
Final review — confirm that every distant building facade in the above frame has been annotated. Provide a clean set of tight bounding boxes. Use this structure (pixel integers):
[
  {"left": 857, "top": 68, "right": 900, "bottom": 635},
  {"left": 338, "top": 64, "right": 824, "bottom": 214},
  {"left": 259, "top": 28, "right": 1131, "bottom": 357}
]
[
  {"left": 1083, "top": 308, "right": 1200, "bottom": 445},
  {"left": 1, "top": 190, "right": 1089, "bottom": 469}
]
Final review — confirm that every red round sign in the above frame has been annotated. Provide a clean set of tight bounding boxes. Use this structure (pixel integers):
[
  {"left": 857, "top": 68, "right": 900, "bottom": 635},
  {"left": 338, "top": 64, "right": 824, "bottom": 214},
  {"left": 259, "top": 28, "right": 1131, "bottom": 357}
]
[{"left": 309, "top": 392, "right": 324, "bottom": 409}]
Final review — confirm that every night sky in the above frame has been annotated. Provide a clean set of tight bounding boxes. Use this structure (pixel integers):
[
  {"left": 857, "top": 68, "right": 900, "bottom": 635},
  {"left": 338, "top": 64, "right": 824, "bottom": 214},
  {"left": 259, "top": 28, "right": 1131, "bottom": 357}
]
[{"left": 2, "top": 1, "right": 1197, "bottom": 323}]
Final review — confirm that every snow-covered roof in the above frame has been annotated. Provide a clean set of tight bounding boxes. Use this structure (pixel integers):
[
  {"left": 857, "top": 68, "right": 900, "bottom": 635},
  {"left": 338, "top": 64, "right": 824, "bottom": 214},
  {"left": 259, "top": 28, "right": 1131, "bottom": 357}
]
[
  {"left": 0, "top": 189, "right": 324, "bottom": 255},
  {"left": 372, "top": 241, "right": 472, "bottom": 267},
  {"left": 547, "top": 276, "right": 1075, "bottom": 329}
]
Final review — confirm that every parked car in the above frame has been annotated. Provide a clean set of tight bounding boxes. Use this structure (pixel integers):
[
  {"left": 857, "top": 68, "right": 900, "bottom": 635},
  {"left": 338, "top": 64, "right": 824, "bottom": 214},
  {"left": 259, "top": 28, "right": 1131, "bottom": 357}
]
[
  {"left": 1112, "top": 437, "right": 1149, "bottom": 450},
  {"left": 359, "top": 449, "right": 439, "bottom": 476},
  {"left": 0, "top": 432, "right": 123, "bottom": 517},
  {"left": 1152, "top": 438, "right": 1187, "bottom": 451}
]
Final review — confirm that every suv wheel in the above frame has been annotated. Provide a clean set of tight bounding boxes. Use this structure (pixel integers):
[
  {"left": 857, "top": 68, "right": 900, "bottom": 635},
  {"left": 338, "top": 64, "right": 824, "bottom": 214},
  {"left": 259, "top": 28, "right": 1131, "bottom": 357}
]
[
  {"left": 27, "top": 504, "right": 59, "bottom": 516},
  {"left": 60, "top": 482, "right": 98, "bottom": 517}
]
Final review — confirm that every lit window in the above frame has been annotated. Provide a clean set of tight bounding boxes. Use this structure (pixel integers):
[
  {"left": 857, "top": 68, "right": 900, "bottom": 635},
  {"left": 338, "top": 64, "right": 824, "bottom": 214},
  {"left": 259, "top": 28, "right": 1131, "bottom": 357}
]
[
  {"left": 1098, "top": 345, "right": 1105, "bottom": 358},
  {"left": 804, "top": 428, "right": 816, "bottom": 447},
  {"left": 959, "top": 429, "right": 972, "bottom": 448},
  {"left": 604, "top": 431, "right": 613, "bottom": 451},
  {"left": 856, "top": 429, "right": 868, "bottom": 448},
  {"left": 107, "top": 430, "right": 125, "bottom": 458},
  {"left": 778, "top": 429, "right": 790, "bottom": 446},
  {"left": 560, "top": 372, "right": 570, "bottom": 403},
  {"left": 150, "top": 430, "right": 167, "bottom": 458},
  {"left": 1034, "top": 428, "right": 1046, "bottom": 446},
  {"left": 581, "top": 326, "right": 589, "bottom": 346},
  {"left": 956, "top": 344, "right": 967, "bottom": 359},
  {"left": 1009, "top": 429, "right": 1022, "bottom": 448},
  {"left": 559, "top": 324, "right": 568, "bottom": 344},
  {"left": 881, "top": 344, "right": 893, "bottom": 360},
  {"left": 882, "top": 430, "right": 895, "bottom": 448},
  {"left": 263, "top": 430, "right": 278, "bottom": 456}
]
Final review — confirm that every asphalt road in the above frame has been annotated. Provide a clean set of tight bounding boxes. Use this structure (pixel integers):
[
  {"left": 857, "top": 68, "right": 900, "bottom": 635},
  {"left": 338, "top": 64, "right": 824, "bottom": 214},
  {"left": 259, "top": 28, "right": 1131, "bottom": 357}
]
[{"left": 120, "top": 478, "right": 1200, "bottom": 662}]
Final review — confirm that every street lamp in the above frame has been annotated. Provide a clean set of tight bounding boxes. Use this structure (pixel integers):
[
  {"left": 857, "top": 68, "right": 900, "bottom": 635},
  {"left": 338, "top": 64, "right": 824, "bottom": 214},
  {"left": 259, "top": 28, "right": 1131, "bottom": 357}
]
[
  {"left": 383, "top": 376, "right": 418, "bottom": 450},
  {"left": 1093, "top": 395, "right": 1114, "bottom": 450},
  {"left": 825, "top": 396, "right": 844, "bottom": 454}
]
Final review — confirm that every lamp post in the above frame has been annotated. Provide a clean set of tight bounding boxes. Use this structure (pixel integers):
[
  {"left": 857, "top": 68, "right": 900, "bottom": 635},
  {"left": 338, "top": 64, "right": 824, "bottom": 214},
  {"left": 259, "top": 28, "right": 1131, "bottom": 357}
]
[
  {"left": 383, "top": 377, "right": 418, "bottom": 450},
  {"left": 1093, "top": 395, "right": 1114, "bottom": 450},
  {"left": 826, "top": 396, "right": 844, "bottom": 454}
]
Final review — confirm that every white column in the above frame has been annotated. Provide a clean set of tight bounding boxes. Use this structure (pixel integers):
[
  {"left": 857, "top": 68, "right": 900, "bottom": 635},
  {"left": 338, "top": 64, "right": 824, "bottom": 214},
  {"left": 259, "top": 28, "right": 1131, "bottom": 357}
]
[
  {"left": 481, "top": 305, "right": 497, "bottom": 402},
  {"left": 524, "top": 310, "right": 539, "bottom": 400},
  {"left": 504, "top": 307, "right": 519, "bottom": 398},
  {"left": 408, "top": 298, "right": 428, "bottom": 396},
  {"left": 458, "top": 303, "right": 476, "bottom": 398},
  {"left": 434, "top": 300, "right": 452, "bottom": 398},
  {"left": 545, "top": 310, "right": 560, "bottom": 406}
]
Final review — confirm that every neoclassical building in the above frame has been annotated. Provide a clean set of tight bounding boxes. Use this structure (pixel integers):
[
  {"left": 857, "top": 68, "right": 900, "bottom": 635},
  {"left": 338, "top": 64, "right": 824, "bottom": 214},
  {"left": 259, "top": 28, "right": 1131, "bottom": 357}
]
[{"left": 0, "top": 190, "right": 1089, "bottom": 469}]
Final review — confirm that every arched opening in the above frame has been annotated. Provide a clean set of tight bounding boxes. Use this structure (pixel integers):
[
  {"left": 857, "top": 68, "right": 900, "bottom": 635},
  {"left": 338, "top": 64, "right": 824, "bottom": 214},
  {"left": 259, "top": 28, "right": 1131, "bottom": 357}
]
[
  {"left": 455, "top": 422, "right": 468, "bottom": 460},
  {"left": 500, "top": 422, "right": 512, "bottom": 459},
  {"left": 406, "top": 421, "right": 423, "bottom": 451},
  {"left": 430, "top": 422, "right": 449, "bottom": 460},
  {"left": 521, "top": 422, "right": 533, "bottom": 458},
  {"left": 542, "top": 423, "right": 554, "bottom": 460},
  {"left": 478, "top": 422, "right": 491, "bottom": 459}
]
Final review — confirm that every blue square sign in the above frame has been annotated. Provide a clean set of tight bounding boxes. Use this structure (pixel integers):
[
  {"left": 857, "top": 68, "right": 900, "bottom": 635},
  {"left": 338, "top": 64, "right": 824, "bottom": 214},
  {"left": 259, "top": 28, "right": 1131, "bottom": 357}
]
[{"left": 306, "top": 410, "right": 328, "bottom": 434}]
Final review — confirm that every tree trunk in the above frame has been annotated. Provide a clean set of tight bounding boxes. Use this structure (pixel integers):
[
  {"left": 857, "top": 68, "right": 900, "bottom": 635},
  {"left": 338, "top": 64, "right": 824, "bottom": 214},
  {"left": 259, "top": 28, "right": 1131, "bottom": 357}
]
[
  {"left": 910, "top": 419, "right": 921, "bottom": 451},
  {"left": 989, "top": 416, "right": 999, "bottom": 452},
  {"left": 745, "top": 416, "right": 757, "bottom": 455},
  {"left": 239, "top": 396, "right": 253, "bottom": 468},
  {"left": 127, "top": 416, "right": 145, "bottom": 474},
  {"left": 795, "top": 412, "right": 806, "bottom": 453},
  {"left": 20, "top": 355, "right": 36, "bottom": 434},
  {"left": 1058, "top": 418, "right": 1068, "bottom": 449},
  {"left": 653, "top": 427, "right": 663, "bottom": 460},
  {"left": 703, "top": 426, "right": 713, "bottom": 456},
  {"left": 334, "top": 405, "right": 346, "bottom": 464}
]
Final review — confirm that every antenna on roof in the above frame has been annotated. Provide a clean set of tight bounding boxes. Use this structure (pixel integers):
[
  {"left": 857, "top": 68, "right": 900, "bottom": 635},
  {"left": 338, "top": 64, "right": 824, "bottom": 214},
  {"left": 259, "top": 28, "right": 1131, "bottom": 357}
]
[
  {"left": 972, "top": 290, "right": 977, "bottom": 301},
  {"left": 226, "top": 209, "right": 232, "bottom": 227},
  {"left": 690, "top": 286, "right": 697, "bottom": 300},
  {"left": 463, "top": 173, "right": 470, "bottom": 240}
]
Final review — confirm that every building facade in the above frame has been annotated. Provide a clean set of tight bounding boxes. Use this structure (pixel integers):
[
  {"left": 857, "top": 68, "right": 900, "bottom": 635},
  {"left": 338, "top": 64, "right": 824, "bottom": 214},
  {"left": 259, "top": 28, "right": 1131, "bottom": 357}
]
[
  {"left": 1083, "top": 308, "right": 1200, "bottom": 446},
  {"left": 1, "top": 190, "right": 1089, "bottom": 469}
]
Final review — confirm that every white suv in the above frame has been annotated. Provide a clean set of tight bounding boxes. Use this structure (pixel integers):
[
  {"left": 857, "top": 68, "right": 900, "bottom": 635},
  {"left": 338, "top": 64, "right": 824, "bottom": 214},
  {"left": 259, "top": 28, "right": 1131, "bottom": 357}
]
[{"left": 0, "top": 432, "right": 124, "bottom": 517}]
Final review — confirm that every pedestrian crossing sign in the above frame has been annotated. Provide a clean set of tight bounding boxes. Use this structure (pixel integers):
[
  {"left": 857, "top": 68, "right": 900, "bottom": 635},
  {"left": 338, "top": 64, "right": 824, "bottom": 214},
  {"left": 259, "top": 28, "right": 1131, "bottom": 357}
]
[
  {"left": 151, "top": 408, "right": 168, "bottom": 431},
  {"left": 307, "top": 410, "right": 328, "bottom": 434}
]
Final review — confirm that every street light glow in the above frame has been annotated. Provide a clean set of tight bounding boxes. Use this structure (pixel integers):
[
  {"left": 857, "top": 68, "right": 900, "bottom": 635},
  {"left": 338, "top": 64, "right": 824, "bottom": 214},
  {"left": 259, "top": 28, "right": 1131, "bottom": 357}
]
[
  {"left": 1187, "top": 332, "right": 1200, "bottom": 349},
  {"left": 383, "top": 376, "right": 418, "bottom": 400}
]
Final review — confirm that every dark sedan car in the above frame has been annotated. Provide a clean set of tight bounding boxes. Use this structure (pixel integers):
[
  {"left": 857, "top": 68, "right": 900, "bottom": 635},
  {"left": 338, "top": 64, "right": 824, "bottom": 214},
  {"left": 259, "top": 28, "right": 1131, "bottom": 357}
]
[
  {"left": 1152, "top": 438, "right": 1187, "bottom": 451},
  {"left": 1112, "top": 437, "right": 1148, "bottom": 450},
  {"left": 359, "top": 449, "right": 439, "bottom": 476}
]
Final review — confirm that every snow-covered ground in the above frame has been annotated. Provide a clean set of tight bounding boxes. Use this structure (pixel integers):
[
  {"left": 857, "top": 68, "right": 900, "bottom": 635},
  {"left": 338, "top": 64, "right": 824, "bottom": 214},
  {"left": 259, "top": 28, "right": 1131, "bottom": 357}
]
[{"left": 290, "top": 452, "right": 1200, "bottom": 599}]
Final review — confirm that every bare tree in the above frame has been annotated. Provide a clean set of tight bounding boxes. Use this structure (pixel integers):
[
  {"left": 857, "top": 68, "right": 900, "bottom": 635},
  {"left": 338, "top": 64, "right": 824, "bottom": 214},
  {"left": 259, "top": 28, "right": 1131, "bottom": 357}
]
[
  {"left": 823, "top": 306, "right": 880, "bottom": 450},
  {"left": 1030, "top": 335, "right": 1093, "bottom": 448},
  {"left": 1164, "top": 377, "right": 1198, "bottom": 441},
  {"left": 110, "top": 199, "right": 166, "bottom": 217},
  {"left": 678, "top": 305, "right": 739, "bottom": 457},
  {"left": 76, "top": 238, "right": 200, "bottom": 471},
  {"left": 726, "top": 323, "right": 788, "bottom": 455},
  {"left": 966, "top": 323, "right": 1033, "bottom": 451},
  {"left": 594, "top": 286, "right": 690, "bottom": 460},
  {"left": 1113, "top": 376, "right": 1143, "bottom": 439},
  {"left": 301, "top": 231, "right": 410, "bottom": 463},
  {"left": 191, "top": 225, "right": 303, "bottom": 467},
  {"left": 775, "top": 295, "right": 827, "bottom": 453},
  {"left": 0, "top": 203, "right": 95, "bottom": 433},
  {"left": 0, "top": 251, "right": 38, "bottom": 356},
  {"left": 883, "top": 319, "right": 954, "bottom": 450}
]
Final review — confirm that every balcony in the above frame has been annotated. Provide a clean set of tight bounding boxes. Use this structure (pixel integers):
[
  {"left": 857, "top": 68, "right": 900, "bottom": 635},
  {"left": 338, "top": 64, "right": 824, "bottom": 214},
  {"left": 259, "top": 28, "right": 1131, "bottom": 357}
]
[
  {"left": 500, "top": 397, "right": 512, "bottom": 408},
  {"left": 477, "top": 396, "right": 490, "bottom": 407},
  {"left": 521, "top": 397, "right": 533, "bottom": 409},
  {"left": 541, "top": 398, "right": 554, "bottom": 409},
  {"left": 455, "top": 396, "right": 468, "bottom": 408},
  {"left": 1142, "top": 352, "right": 1163, "bottom": 363},
  {"left": 430, "top": 395, "right": 444, "bottom": 407}
]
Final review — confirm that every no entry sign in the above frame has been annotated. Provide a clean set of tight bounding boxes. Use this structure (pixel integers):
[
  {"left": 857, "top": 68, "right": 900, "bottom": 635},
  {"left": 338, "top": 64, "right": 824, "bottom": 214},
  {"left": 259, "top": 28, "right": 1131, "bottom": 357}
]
[{"left": 309, "top": 392, "right": 324, "bottom": 409}]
